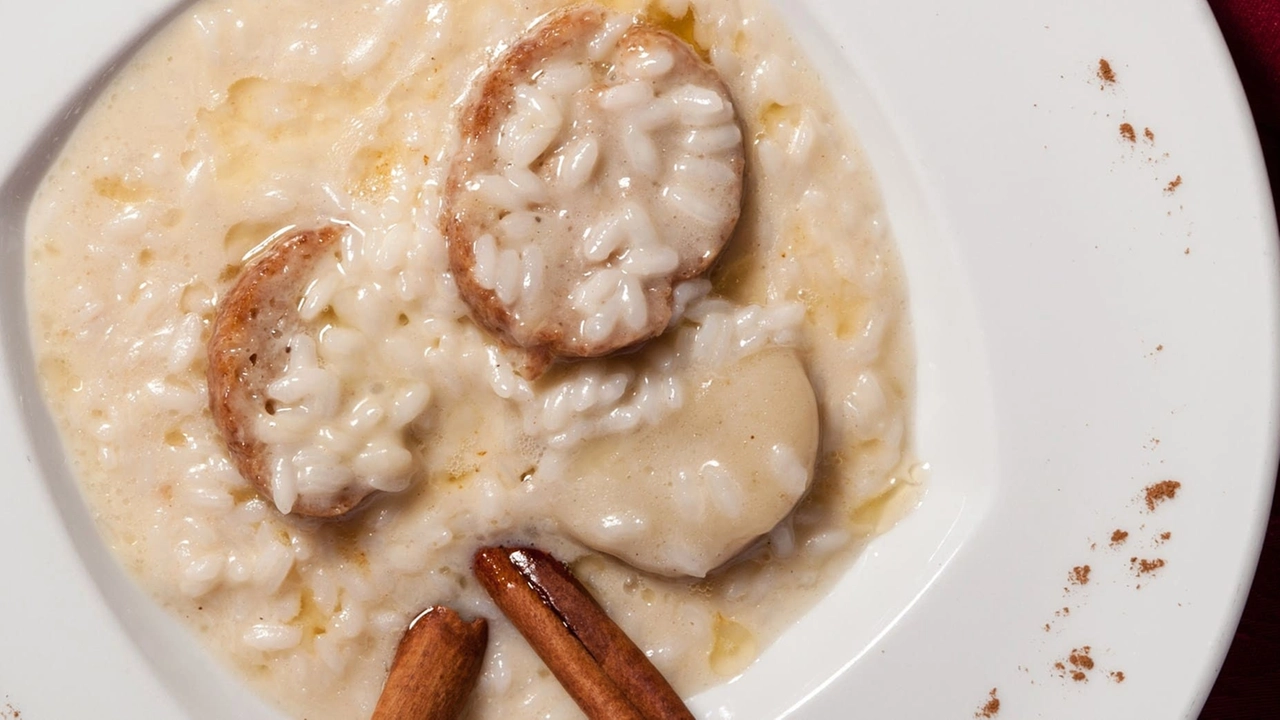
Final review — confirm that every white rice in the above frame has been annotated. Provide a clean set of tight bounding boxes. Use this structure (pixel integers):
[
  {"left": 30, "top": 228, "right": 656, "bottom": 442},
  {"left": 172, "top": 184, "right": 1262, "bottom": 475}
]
[
  {"left": 458, "top": 9, "right": 745, "bottom": 348},
  {"left": 244, "top": 623, "right": 304, "bottom": 652},
  {"left": 683, "top": 124, "right": 742, "bottom": 153},
  {"left": 587, "top": 13, "right": 632, "bottom": 61},
  {"left": 622, "top": 46, "right": 676, "bottom": 79},
  {"left": 663, "top": 182, "right": 726, "bottom": 225},
  {"left": 553, "top": 135, "right": 600, "bottom": 188},
  {"left": 599, "top": 80, "right": 655, "bottom": 110},
  {"left": 24, "top": 0, "right": 918, "bottom": 717}
]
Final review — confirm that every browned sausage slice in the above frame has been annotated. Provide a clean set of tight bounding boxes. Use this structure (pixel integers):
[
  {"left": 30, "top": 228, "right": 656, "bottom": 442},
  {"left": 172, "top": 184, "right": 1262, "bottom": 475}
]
[
  {"left": 445, "top": 5, "right": 745, "bottom": 378},
  {"left": 207, "top": 226, "right": 422, "bottom": 517}
]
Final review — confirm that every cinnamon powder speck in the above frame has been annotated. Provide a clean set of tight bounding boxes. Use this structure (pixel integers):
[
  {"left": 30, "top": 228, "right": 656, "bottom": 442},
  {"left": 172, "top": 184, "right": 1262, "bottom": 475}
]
[
  {"left": 1098, "top": 58, "right": 1117, "bottom": 84},
  {"left": 975, "top": 688, "right": 1001, "bottom": 718},
  {"left": 1143, "top": 480, "right": 1182, "bottom": 511},
  {"left": 1144, "top": 127, "right": 1155, "bottom": 142},
  {"left": 1061, "top": 646, "right": 1096, "bottom": 682},
  {"left": 1069, "top": 646, "right": 1095, "bottom": 671},
  {"left": 1165, "top": 175, "right": 1183, "bottom": 193},
  {"left": 1131, "top": 557, "right": 1166, "bottom": 576},
  {"left": 1070, "top": 565, "right": 1092, "bottom": 585},
  {"left": 1119, "top": 123, "right": 1137, "bottom": 142},
  {"left": 1110, "top": 529, "right": 1129, "bottom": 546},
  {"left": 1111, "top": 671, "right": 1126, "bottom": 683},
  {"left": 1054, "top": 647, "right": 1098, "bottom": 682}
]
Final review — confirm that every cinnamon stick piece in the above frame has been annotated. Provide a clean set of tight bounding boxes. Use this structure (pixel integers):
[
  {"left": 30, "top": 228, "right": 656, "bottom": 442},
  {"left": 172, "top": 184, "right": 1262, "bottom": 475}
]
[
  {"left": 372, "top": 606, "right": 488, "bottom": 720},
  {"left": 474, "top": 546, "right": 694, "bottom": 720}
]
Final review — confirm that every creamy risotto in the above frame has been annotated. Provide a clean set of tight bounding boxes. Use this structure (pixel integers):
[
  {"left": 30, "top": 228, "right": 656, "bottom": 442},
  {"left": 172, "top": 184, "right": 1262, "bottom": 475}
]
[{"left": 24, "top": 0, "right": 917, "bottom": 717}]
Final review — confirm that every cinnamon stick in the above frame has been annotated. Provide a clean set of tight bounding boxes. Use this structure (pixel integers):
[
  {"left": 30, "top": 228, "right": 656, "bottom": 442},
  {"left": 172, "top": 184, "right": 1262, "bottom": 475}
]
[
  {"left": 474, "top": 546, "right": 693, "bottom": 720},
  {"left": 371, "top": 606, "right": 488, "bottom": 720}
]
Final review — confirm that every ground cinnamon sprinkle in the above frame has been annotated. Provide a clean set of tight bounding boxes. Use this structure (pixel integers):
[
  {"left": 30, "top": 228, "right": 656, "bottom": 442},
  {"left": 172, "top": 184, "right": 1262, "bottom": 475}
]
[
  {"left": 1157, "top": 531, "right": 1172, "bottom": 544},
  {"left": 1058, "top": 646, "right": 1095, "bottom": 682},
  {"left": 1110, "top": 529, "right": 1129, "bottom": 546},
  {"left": 1144, "top": 127, "right": 1155, "bottom": 142},
  {"left": 974, "top": 688, "right": 1001, "bottom": 718},
  {"left": 1098, "top": 58, "right": 1117, "bottom": 84},
  {"left": 1070, "top": 565, "right": 1092, "bottom": 585},
  {"left": 1119, "top": 123, "right": 1137, "bottom": 142},
  {"left": 1143, "top": 480, "right": 1182, "bottom": 511},
  {"left": 1165, "top": 175, "right": 1183, "bottom": 193},
  {"left": 1111, "top": 671, "right": 1126, "bottom": 683},
  {"left": 1131, "top": 557, "right": 1166, "bottom": 576},
  {"left": 1053, "top": 647, "right": 1098, "bottom": 682},
  {"left": 1069, "top": 646, "right": 1095, "bottom": 671}
]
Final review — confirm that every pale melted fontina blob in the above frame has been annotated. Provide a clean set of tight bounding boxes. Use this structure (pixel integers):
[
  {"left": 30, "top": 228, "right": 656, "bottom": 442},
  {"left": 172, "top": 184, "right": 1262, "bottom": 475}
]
[
  {"left": 24, "top": 0, "right": 918, "bottom": 718},
  {"left": 553, "top": 348, "right": 819, "bottom": 577}
]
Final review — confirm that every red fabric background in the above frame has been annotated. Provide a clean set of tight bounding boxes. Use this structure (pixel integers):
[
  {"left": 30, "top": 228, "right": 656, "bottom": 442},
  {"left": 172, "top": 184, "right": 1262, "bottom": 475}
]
[{"left": 1202, "top": 2, "right": 1280, "bottom": 718}]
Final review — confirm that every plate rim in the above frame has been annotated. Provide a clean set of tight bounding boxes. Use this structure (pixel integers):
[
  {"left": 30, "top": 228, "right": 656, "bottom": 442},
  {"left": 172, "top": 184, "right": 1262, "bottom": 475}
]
[{"left": 1, "top": 1, "right": 1277, "bottom": 718}]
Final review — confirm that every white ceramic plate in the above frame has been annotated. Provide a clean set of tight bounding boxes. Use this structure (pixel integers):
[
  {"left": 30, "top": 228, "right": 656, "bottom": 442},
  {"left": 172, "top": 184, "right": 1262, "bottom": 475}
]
[{"left": 1, "top": 0, "right": 1276, "bottom": 718}]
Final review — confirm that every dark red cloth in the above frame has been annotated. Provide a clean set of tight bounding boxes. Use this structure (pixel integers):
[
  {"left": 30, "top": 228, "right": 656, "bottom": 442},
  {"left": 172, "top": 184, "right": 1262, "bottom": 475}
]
[
  {"left": 1202, "top": 3, "right": 1280, "bottom": 717},
  {"left": 1211, "top": 1, "right": 1280, "bottom": 201}
]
